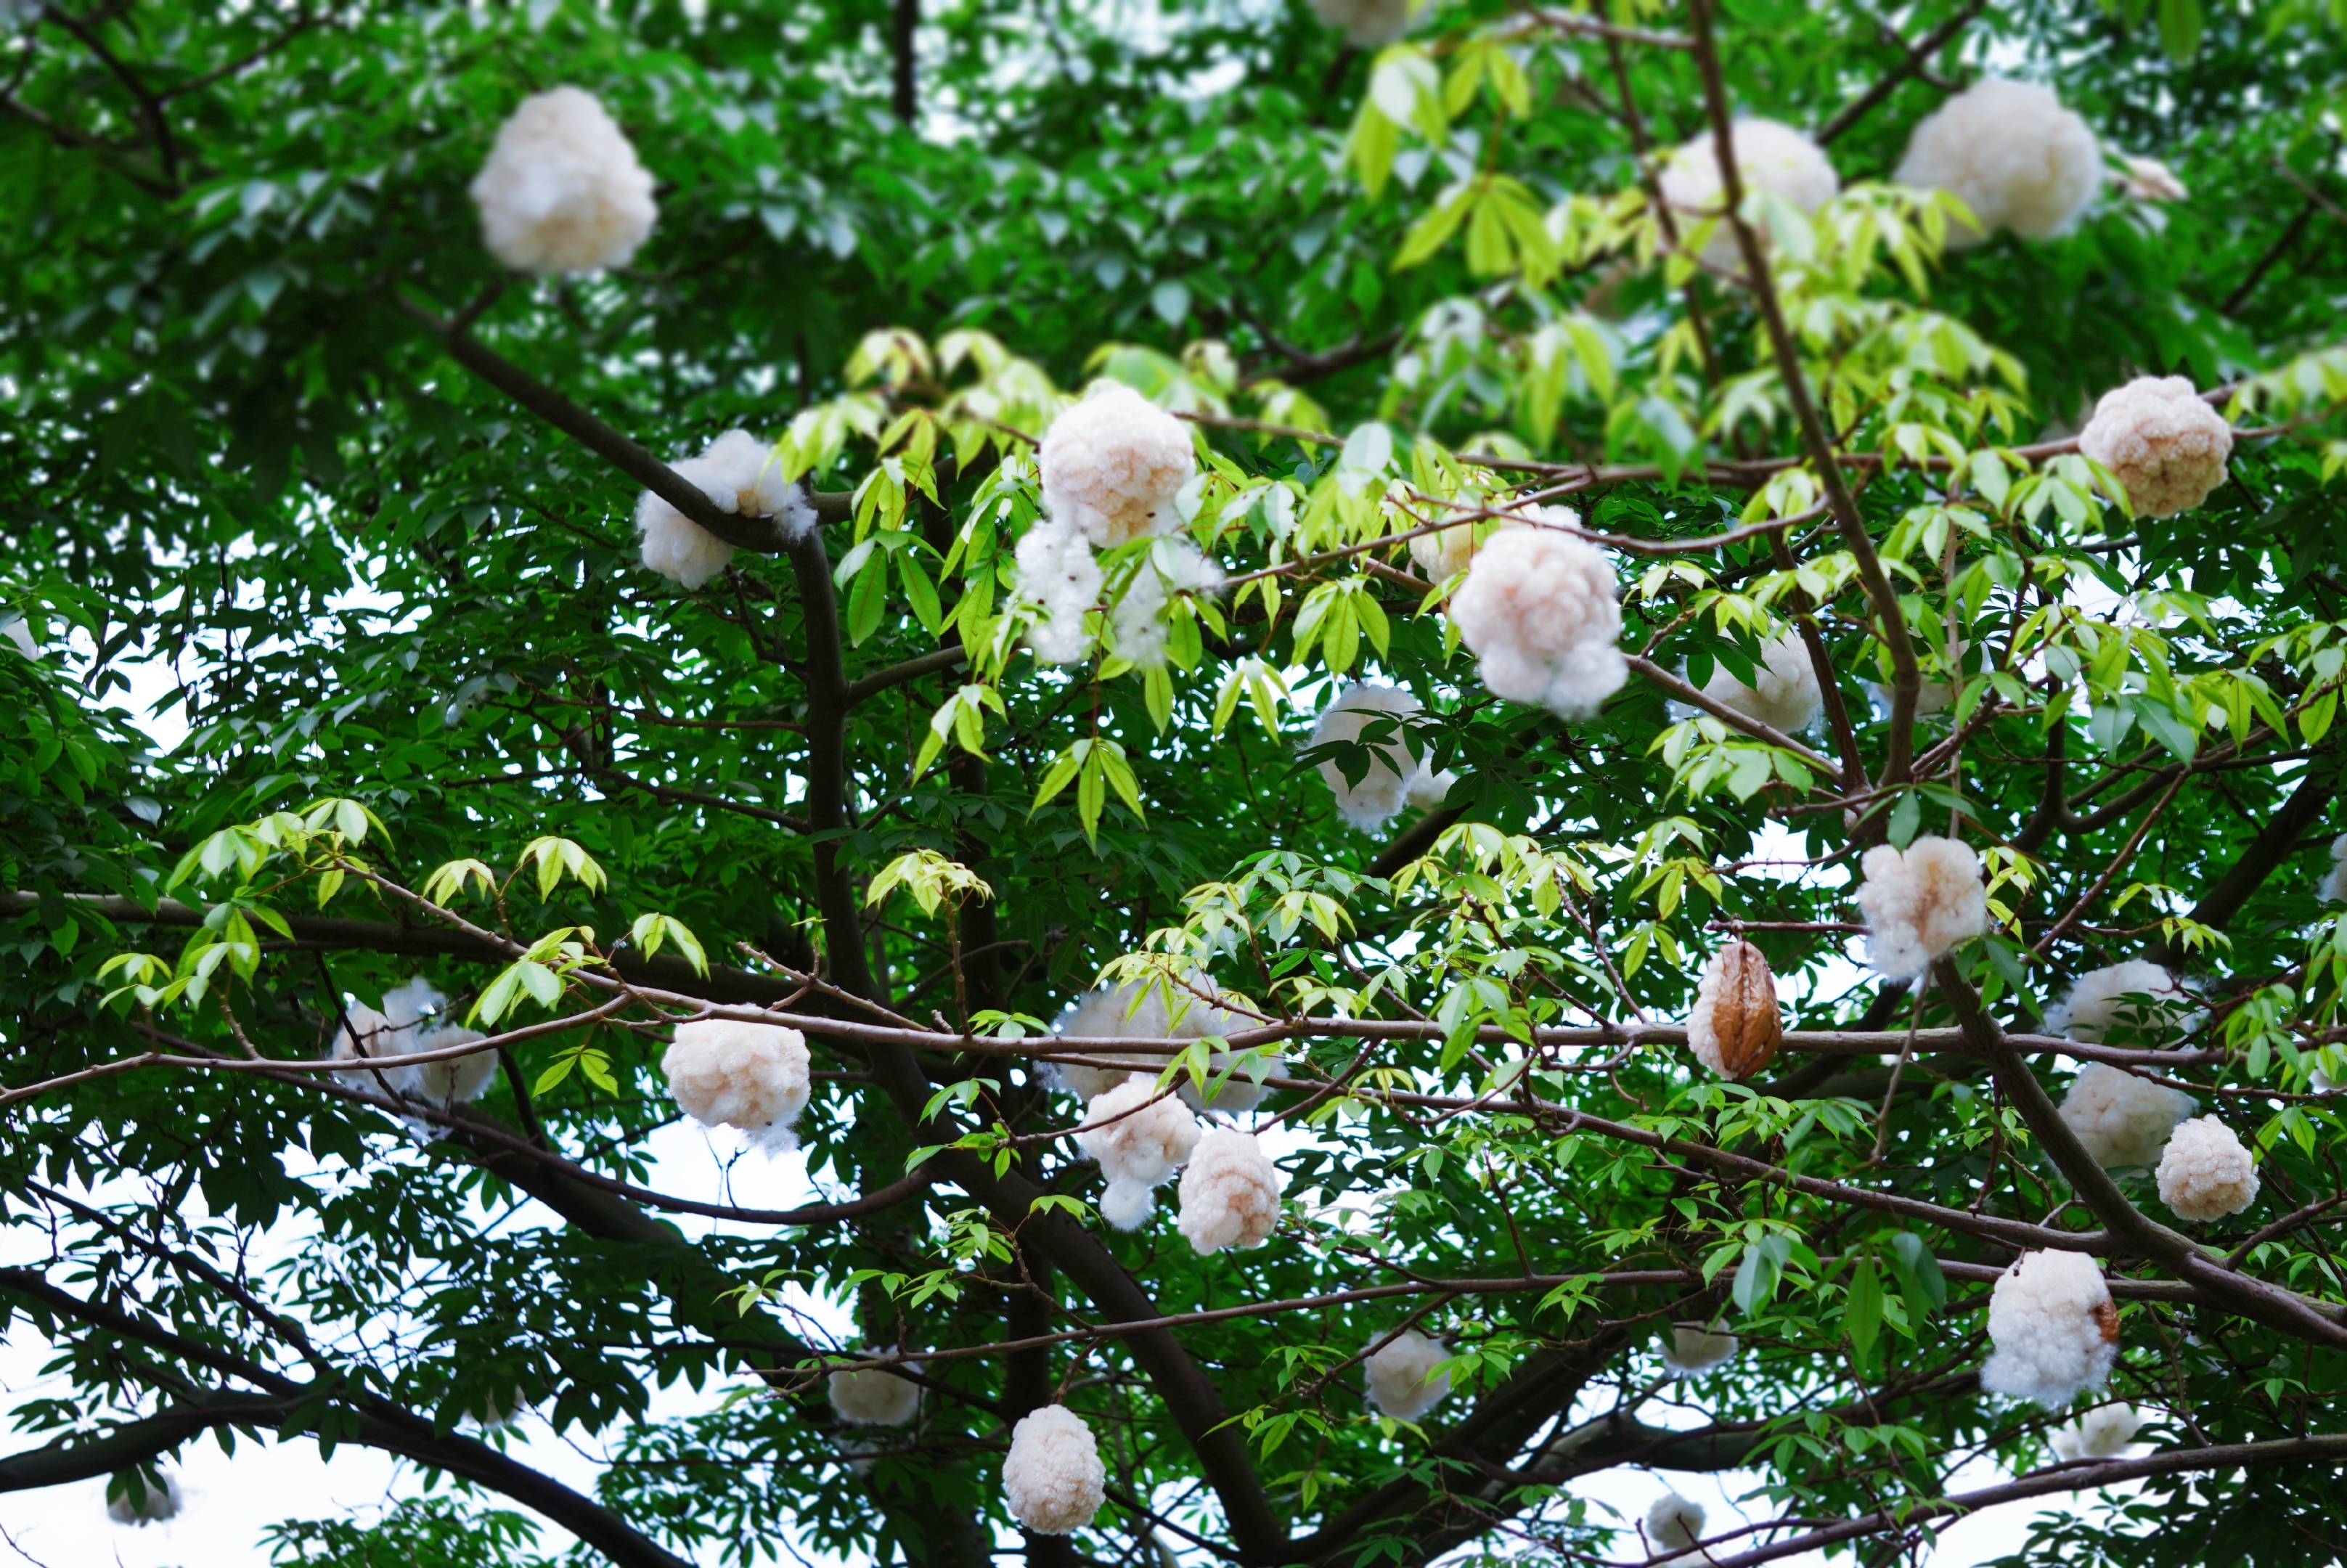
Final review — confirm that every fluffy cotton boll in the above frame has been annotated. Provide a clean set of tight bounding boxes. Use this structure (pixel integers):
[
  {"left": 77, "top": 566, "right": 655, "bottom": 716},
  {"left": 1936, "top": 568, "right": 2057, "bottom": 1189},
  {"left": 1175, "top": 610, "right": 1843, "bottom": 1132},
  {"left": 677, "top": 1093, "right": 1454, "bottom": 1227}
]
[
  {"left": 1700, "top": 632, "right": 1823, "bottom": 735},
  {"left": 1854, "top": 836, "right": 1987, "bottom": 980},
  {"left": 662, "top": 1020, "right": 812, "bottom": 1153},
  {"left": 1077, "top": 1078, "right": 1203, "bottom": 1196},
  {"left": 637, "top": 455, "right": 737, "bottom": 589},
  {"left": 2052, "top": 1402, "right": 2144, "bottom": 1461},
  {"left": 408, "top": 1020, "right": 498, "bottom": 1104},
  {"left": 1405, "top": 765, "right": 1457, "bottom": 811},
  {"left": 1307, "top": 0, "right": 1412, "bottom": 47},
  {"left": 1657, "top": 119, "right": 1839, "bottom": 272},
  {"left": 2116, "top": 155, "right": 2187, "bottom": 203},
  {"left": 1686, "top": 939, "right": 1782, "bottom": 1081},
  {"left": 1050, "top": 983, "right": 1270, "bottom": 1109},
  {"left": 697, "top": 429, "right": 820, "bottom": 538},
  {"left": 2058, "top": 1064, "right": 2196, "bottom": 1171},
  {"left": 1408, "top": 520, "right": 1479, "bottom": 584},
  {"left": 1894, "top": 78, "right": 2101, "bottom": 246},
  {"left": 1980, "top": 1249, "right": 2119, "bottom": 1409},
  {"left": 830, "top": 1364, "right": 922, "bottom": 1428},
  {"left": 1109, "top": 541, "right": 1225, "bottom": 666},
  {"left": 1015, "top": 514, "right": 1106, "bottom": 665},
  {"left": 1313, "top": 684, "right": 1424, "bottom": 830},
  {"left": 1002, "top": 1405, "right": 1106, "bottom": 1535},
  {"left": 2077, "top": 376, "right": 2234, "bottom": 519},
  {"left": 1038, "top": 383, "right": 1196, "bottom": 547},
  {"left": 1646, "top": 1493, "right": 1705, "bottom": 1552},
  {"left": 1450, "top": 515, "right": 1627, "bottom": 720},
  {"left": 107, "top": 1472, "right": 181, "bottom": 1525},
  {"left": 1099, "top": 1180, "right": 1160, "bottom": 1230},
  {"left": 2157, "top": 1115, "right": 2260, "bottom": 1222},
  {"left": 1364, "top": 1329, "right": 1450, "bottom": 1421},
  {"left": 1662, "top": 1323, "right": 1739, "bottom": 1377},
  {"left": 1177, "top": 1129, "right": 1281, "bottom": 1254},
  {"left": 470, "top": 87, "right": 657, "bottom": 275},
  {"left": 2044, "top": 960, "right": 2204, "bottom": 1045}
]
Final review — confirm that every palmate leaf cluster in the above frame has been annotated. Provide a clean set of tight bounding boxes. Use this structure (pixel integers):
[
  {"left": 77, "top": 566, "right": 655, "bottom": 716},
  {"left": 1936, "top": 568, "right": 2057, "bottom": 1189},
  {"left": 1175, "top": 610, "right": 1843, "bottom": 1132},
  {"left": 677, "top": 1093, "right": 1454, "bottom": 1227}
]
[{"left": 7, "top": 2, "right": 2347, "bottom": 1568}]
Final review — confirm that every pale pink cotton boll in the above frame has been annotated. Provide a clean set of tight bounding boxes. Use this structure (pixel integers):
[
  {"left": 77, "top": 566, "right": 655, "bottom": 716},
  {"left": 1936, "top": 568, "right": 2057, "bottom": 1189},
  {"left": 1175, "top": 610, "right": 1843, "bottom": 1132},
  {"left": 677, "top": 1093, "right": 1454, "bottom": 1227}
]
[
  {"left": 2058, "top": 1064, "right": 2195, "bottom": 1170},
  {"left": 1177, "top": 1128, "right": 1281, "bottom": 1254},
  {"left": 1002, "top": 1405, "right": 1106, "bottom": 1534},
  {"left": 829, "top": 1363, "right": 922, "bottom": 1427},
  {"left": 1894, "top": 78, "right": 2100, "bottom": 246},
  {"left": 2156, "top": 1115, "right": 2259, "bottom": 1221},
  {"left": 2052, "top": 1402, "right": 2144, "bottom": 1461},
  {"left": 1075, "top": 1077, "right": 1203, "bottom": 1230},
  {"left": 1854, "top": 835, "right": 1987, "bottom": 979},
  {"left": 661, "top": 1020, "right": 812, "bottom": 1153},
  {"left": 1364, "top": 1328, "right": 1450, "bottom": 1421},
  {"left": 1038, "top": 383, "right": 1196, "bottom": 547},
  {"left": 1312, "top": 683, "right": 1426, "bottom": 831},
  {"left": 1449, "top": 513, "right": 1626, "bottom": 719},
  {"left": 1048, "top": 983, "right": 1275, "bottom": 1111},
  {"left": 1657, "top": 119, "right": 1839, "bottom": 271},
  {"left": 1979, "top": 1249, "right": 2118, "bottom": 1409},
  {"left": 637, "top": 431, "right": 820, "bottom": 589},
  {"left": 1699, "top": 632, "right": 1823, "bottom": 734},
  {"left": 470, "top": 86, "right": 657, "bottom": 275},
  {"left": 2077, "top": 376, "right": 2234, "bottom": 518},
  {"left": 1408, "top": 519, "right": 1479, "bottom": 584}
]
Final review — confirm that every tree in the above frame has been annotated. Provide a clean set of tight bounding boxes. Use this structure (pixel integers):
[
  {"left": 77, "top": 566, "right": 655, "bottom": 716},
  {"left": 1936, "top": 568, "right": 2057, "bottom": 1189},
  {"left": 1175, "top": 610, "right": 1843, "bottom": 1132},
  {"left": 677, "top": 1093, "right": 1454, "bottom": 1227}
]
[{"left": 6, "top": 0, "right": 2347, "bottom": 1563}]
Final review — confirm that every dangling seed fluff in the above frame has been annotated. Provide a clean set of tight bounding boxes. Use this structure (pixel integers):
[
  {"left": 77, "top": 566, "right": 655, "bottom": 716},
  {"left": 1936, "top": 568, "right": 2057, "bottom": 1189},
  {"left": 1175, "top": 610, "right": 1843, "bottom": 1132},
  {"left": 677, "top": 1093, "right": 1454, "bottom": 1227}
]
[
  {"left": 1013, "top": 513, "right": 1105, "bottom": 665},
  {"left": 1894, "top": 79, "right": 2100, "bottom": 247},
  {"left": 1176, "top": 1129, "right": 1281, "bottom": 1254},
  {"left": 830, "top": 1360, "right": 922, "bottom": 1428},
  {"left": 1979, "top": 1250, "right": 2119, "bottom": 1409},
  {"left": 1313, "top": 683, "right": 1426, "bottom": 831},
  {"left": 1449, "top": 510, "right": 1627, "bottom": 719},
  {"left": 1038, "top": 383, "right": 1196, "bottom": 547},
  {"left": 636, "top": 430, "right": 819, "bottom": 589},
  {"left": 2156, "top": 1115, "right": 2259, "bottom": 1222},
  {"left": 661, "top": 1019, "right": 812, "bottom": 1153},
  {"left": 2044, "top": 961, "right": 2203, "bottom": 1045},
  {"left": 2058, "top": 1065, "right": 2196, "bottom": 1170},
  {"left": 2077, "top": 376, "right": 2234, "bottom": 519},
  {"left": 2052, "top": 1402, "right": 2144, "bottom": 1461},
  {"left": 106, "top": 1471, "right": 181, "bottom": 1526},
  {"left": 1646, "top": 1493, "right": 1705, "bottom": 1552},
  {"left": 1002, "top": 1405, "right": 1106, "bottom": 1534},
  {"left": 1686, "top": 939, "right": 1782, "bottom": 1080},
  {"left": 1049, "top": 983, "right": 1278, "bottom": 1112},
  {"left": 1662, "top": 1323, "right": 1739, "bottom": 1377},
  {"left": 1700, "top": 632, "right": 1823, "bottom": 734},
  {"left": 1363, "top": 1328, "right": 1450, "bottom": 1421},
  {"left": 469, "top": 86, "right": 657, "bottom": 275},
  {"left": 1075, "top": 1077, "right": 1203, "bottom": 1230},
  {"left": 1854, "top": 836, "right": 1987, "bottom": 980},
  {"left": 1108, "top": 539, "right": 1225, "bottom": 667},
  {"left": 1657, "top": 119, "right": 1839, "bottom": 272}
]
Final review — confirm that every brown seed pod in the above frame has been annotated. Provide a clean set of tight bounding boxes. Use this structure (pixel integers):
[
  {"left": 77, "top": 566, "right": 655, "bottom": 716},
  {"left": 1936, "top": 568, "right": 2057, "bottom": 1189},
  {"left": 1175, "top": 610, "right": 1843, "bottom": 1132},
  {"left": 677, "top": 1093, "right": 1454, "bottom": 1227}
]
[
  {"left": 1688, "top": 939, "right": 1783, "bottom": 1080},
  {"left": 2094, "top": 1298, "right": 2121, "bottom": 1344}
]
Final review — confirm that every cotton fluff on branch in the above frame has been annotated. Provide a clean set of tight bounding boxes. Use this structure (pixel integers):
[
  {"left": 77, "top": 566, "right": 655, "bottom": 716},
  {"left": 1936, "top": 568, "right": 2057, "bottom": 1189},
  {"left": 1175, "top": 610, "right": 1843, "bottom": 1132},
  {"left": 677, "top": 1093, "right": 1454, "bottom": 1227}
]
[
  {"left": 1312, "top": 683, "right": 1450, "bottom": 831},
  {"left": 830, "top": 1363, "right": 922, "bottom": 1428},
  {"left": 1108, "top": 540, "right": 1225, "bottom": 667},
  {"left": 1450, "top": 513, "right": 1626, "bottom": 719},
  {"left": 2156, "top": 1115, "right": 2260, "bottom": 1221},
  {"left": 1050, "top": 983, "right": 1278, "bottom": 1111},
  {"left": 1893, "top": 79, "right": 2100, "bottom": 246},
  {"left": 2076, "top": 376, "right": 2234, "bottom": 519},
  {"left": 1177, "top": 1129, "right": 1281, "bottom": 1254},
  {"left": 1039, "top": 383, "right": 1196, "bottom": 547},
  {"left": 1980, "top": 1249, "right": 2118, "bottom": 1408},
  {"left": 2052, "top": 1402, "right": 2144, "bottom": 1461},
  {"left": 661, "top": 1020, "right": 811, "bottom": 1153},
  {"left": 636, "top": 430, "right": 818, "bottom": 589},
  {"left": 1853, "top": 836, "right": 1987, "bottom": 979},
  {"left": 107, "top": 1473, "right": 180, "bottom": 1526},
  {"left": 1076, "top": 1078, "right": 1203, "bottom": 1230},
  {"left": 329, "top": 980, "right": 497, "bottom": 1106},
  {"left": 2045, "top": 960, "right": 2203, "bottom": 1043},
  {"left": 1657, "top": 120, "right": 1839, "bottom": 272},
  {"left": 1307, "top": 0, "right": 1412, "bottom": 47},
  {"left": 1013, "top": 514, "right": 1106, "bottom": 665},
  {"left": 2046, "top": 964, "right": 2204, "bottom": 1169},
  {"left": 1699, "top": 632, "right": 1822, "bottom": 735},
  {"left": 1662, "top": 1323, "right": 1739, "bottom": 1377},
  {"left": 1408, "top": 520, "right": 1478, "bottom": 584},
  {"left": 1002, "top": 1405, "right": 1106, "bottom": 1535},
  {"left": 2058, "top": 1066, "right": 2196, "bottom": 1170},
  {"left": 469, "top": 87, "right": 657, "bottom": 275},
  {"left": 1646, "top": 1493, "right": 1705, "bottom": 1552},
  {"left": 2325, "top": 834, "right": 2347, "bottom": 905},
  {"left": 1363, "top": 1328, "right": 1450, "bottom": 1421}
]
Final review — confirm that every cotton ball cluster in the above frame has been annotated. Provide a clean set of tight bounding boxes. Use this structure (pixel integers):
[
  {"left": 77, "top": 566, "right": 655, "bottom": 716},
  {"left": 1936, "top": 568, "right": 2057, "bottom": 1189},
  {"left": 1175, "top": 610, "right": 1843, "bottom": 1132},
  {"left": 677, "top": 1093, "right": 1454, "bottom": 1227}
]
[
  {"left": 637, "top": 429, "right": 820, "bottom": 589},
  {"left": 1014, "top": 513, "right": 1106, "bottom": 665},
  {"left": 1980, "top": 1249, "right": 2118, "bottom": 1409},
  {"left": 1450, "top": 512, "right": 1627, "bottom": 720},
  {"left": 1076, "top": 1078, "right": 1204, "bottom": 1230},
  {"left": 1177, "top": 1129, "right": 1281, "bottom": 1254},
  {"left": 1311, "top": 684, "right": 1455, "bottom": 831},
  {"left": 1408, "top": 520, "right": 1479, "bottom": 584},
  {"left": 1050, "top": 984, "right": 1278, "bottom": 1111},
  {"left": 2324, "top": 834, "right": 2347, "bottom": 904},
  {"left": 830, "top": 1361, "right": 922, "bottom": 1428},
  {"left": 1657, "top": 119, "right": 1839, "bottom": 272},
  {"left": 1894, "top": 79, "right": 2101, "bottom": 246},
  {"left": 470, "top": 87, "right": 657, "bottom": 275},
  {"left": 106, "top": 1472, "right": 181, "bottom": 1526},
  {"left": 1662, "top": 1322, "right": 1739, "bottom": 1377},
  {"left": 1002, "top": 1405, "right": 1106, "bottom": 1535},
  {"left": 1109, "top": 541, "right": 1225, "bottom": 667},
  {"left": 1853, "top": 836, "right": 1987, "bottom": 980},
  {"left": 2076, "top": 376, "right": 2234, "bottom": 519},
  {"left": 2156, "top": 1115, "right": 2259, "bottom": 1222},
  {"left": 2057, "top": 1065, "right": 2196, "bottom": 1170},
  {"left": 1646, "top": 1492, "right": 1705, "bottom": 1553},
  {"left": 1363, "top": 1328, "right": 1450, "bottom": 1421},
  {"left": 1039, "top": 383, "right": 1196, "bottom": 548},
  {"left": 1699, "top": 632, "right": 1822, "bottom": 734},
  {"left": 661, "top": 1019, "right": 812, "bottom": 1153},
  {"left": 2052, "top": 1402, "right": 2144, "bottom": 1461},
  {"left": 1307, "top": 0, "right": 1412, "bottom": 46},
  {"left": 330, "top": 980, "right": 497, "bottom": 1106},
  {"left": 2044, "top": 961, "right": 2203, "bottom": 1045}
]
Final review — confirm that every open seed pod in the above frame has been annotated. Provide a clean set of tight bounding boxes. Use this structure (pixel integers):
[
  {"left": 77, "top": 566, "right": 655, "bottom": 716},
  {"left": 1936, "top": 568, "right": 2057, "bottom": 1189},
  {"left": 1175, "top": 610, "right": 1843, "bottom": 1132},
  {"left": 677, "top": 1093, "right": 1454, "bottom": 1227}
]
[{"left": 1688, "top": 939, "right": 1782, "bottom": 1079}]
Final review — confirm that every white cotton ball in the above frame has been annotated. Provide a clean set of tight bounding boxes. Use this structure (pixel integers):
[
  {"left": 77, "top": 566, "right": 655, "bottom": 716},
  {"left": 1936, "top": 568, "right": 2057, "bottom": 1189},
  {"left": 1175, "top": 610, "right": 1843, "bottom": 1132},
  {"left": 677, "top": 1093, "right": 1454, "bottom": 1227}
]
[
  {"left": 1661, "top": 1323, "right": 1739, "bottom": 1377},
  {"left": 1657, "top": 119, "right": 1839, "bottom": 272},
  {"left": 329, "top": 1002, "right": 416, "bottom": 1098},
  {"left": 1099, "top": 1180, "right": 1159, "bottom": 1230},
  {"left": 661, "top": 1019, "right": 812, "bottom": 1153},
  {"left": 830, "top": 1363, "right": 922, "bottom": 1428},
  {"left": 636, "top": 458, "right": 737, "bottom": 589},
  {"left": 1075, "top": 1078, "right": 1203, "bottom": 1227},
  {"left": 2044, "top": 961, "right": 2203, "bottom": 1045},
  {"left": 2115, "top": 155, "right": 2187, "bottom": 203},
  {"left": 1699, "top": 632, "right": 1822, "bottom": 735},
  {"left": 2058, "top": 1064, "right": 2196, "bottom": 1170},
  {"left": 1038, "top": 383, "right": 1196, "bottom": 547},
  {"left": 637, "top": 431, "right": 821, "bottom": 589},
  {"left": 107, "top": 1472, "right": 181, "bottom": 1526},
  {"left": 1980, "top": 1249, "right": 2118, "bottom": 1409},
  {"left": 1176, "top": 1128, "right": 1281, "bottom": 1254},
  {"left": 1307, "top": 0, "right": 1413, "bottom": 47},
  {"left": 1109, "top": 539, "right": 1225, "bottom": 666},
  {"left": 2156, "top": 1115, "right": 2259, "bottom": 1222},
  {"left": 1405, "top": 765, "right": 1457, "bottom": 811},
  {"left": 328, "top": 983, "right": 494, "bottom": 1105},
  {"left": 469, "top": 86, "right": 657, "bottom": 276},
  {"left": 1050, "top": 983, "right": 1276, "bottom": 1111},
  {"left": 2324, "top": 834, "right": 2347, "bottom": 905},
  {"left": 1015, "top": 514, "right": 1106, "bottom": 665},
  {"left": 1364, "top": 1328, "right": 1450, "bottom": 1421},
  {"left": 2076, "top": 376, "right": 2234, "bottom": 519},
  {"left": 1854, "top": 836, "right": 1987, "bottom": 980},
  {"left": 1408, "top": 520, "right": 1478, "bottom": 584},
  {"left": 1646, "top": 1492, "right": 1705, "bottom": 1552},
  {"left": 2052, "top": 1401, "right": 2144, "bottom": 1461},
  {"left": 1313, "top": 684, "right": 1424, "bottom": 831},
  {"left": 1894, "top": 78, "right": 2100, "bottom": 247},
  {"left": 409, "top": 1019, "right": 497, "bottom": 1104},
  {"left": 1450, "top": 512, "right": 1627, "bottom": 720},
  {"left": 1002, "top": 1405, "right": 1106, "bottom": 1535}
]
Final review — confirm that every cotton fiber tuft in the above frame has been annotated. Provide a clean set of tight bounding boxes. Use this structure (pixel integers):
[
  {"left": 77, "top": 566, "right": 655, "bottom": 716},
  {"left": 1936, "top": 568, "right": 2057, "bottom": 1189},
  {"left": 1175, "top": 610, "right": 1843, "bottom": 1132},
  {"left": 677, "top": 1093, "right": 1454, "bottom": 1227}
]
[
  {"left": 1363, "top": 1328, "right": 1450, "bottom": 1421},
  {"left": 1853, "top": 836, "right": 1987, "bottom": 979},
  {"left": 2058, "top": 1064, "right": 2195, "bottom": 1170},
  {"left": 2156, "top": 1115, "right": 2259, "bottom": 1222},
  {"left": 1038, "top": 383, "right": 1196, "bottom": 547},
  {"left": 1311, "top": 683, "right": 1449, "bottom": 832},
  {"left": 2052, "top": 1402, "right": 2144, "bottom": 1461},
  {"left": 1449, "top": 511, "right": 1626, "bottom": 719},
  {"left": 1894, "top": 79, "right": 2100, "bottom": 246},
  {"left": 1003, "top": 1405, "right": 1106, "bottom": 1534},
  {"left": 470, "top": 86, "right": 657, "bottom": 274},
  {"left": 830, "top": 1361, "right": 922, "bottom": 1428},
  {"left": 1980, "top": 1249, "right": 2118, "bottom": 1408},
  {"left": 636, "top": 430, "right": 817, "bottom": 589},
  {"left": 2077, "top": 376, "right": 2234, "bottom": 519},
  {"left": 1176, "top": 1129, "right": 1281, "bottom": 1254},
  {"left": 1657, "top": 119, "right": 1839, "bottom": 272},
  {"left": 661, "top": 1019, "right": 812, "bottom": 1153},
  {"left": 1075, "top": 1077, "right": 1203, "bottom": 1230},
  {"left": 1699, "top": 632, "right": 1822, "bottom": 734}
]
